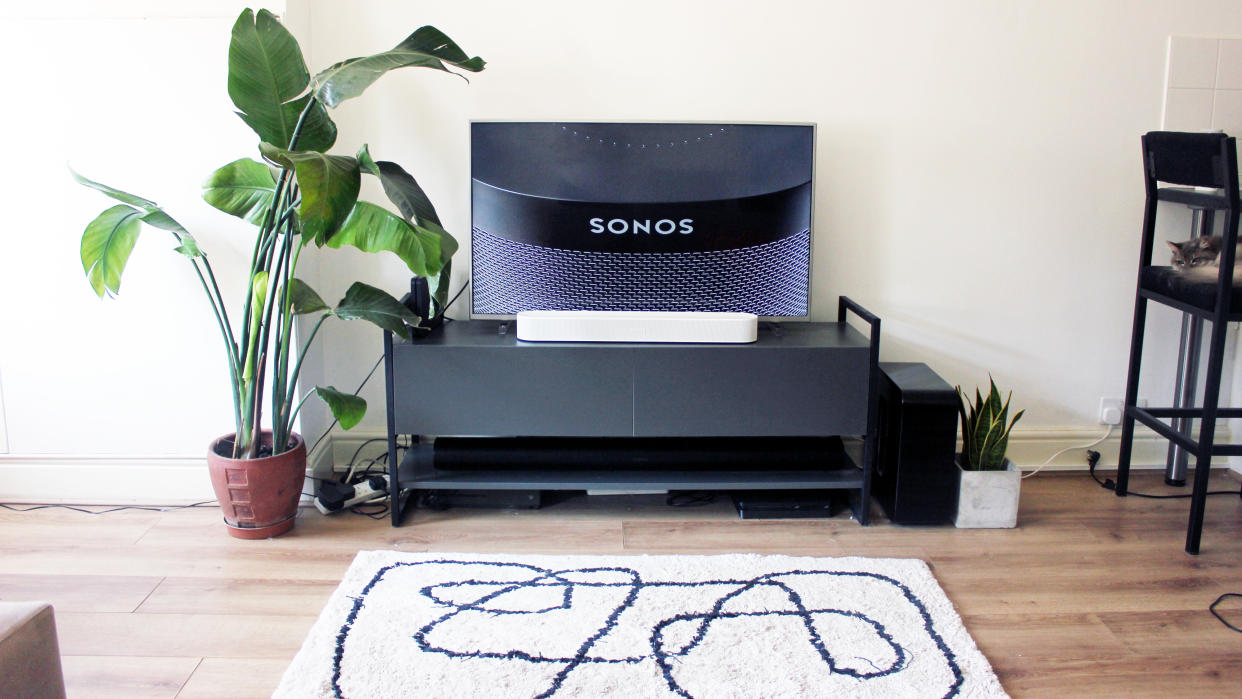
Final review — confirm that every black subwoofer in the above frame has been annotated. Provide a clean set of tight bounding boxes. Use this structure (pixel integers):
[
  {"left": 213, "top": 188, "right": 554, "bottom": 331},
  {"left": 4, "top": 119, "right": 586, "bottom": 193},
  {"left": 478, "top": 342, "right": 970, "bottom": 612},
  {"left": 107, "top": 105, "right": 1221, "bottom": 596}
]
[{"left": 873, "top": 362, "right": 959, "bottom": 525}]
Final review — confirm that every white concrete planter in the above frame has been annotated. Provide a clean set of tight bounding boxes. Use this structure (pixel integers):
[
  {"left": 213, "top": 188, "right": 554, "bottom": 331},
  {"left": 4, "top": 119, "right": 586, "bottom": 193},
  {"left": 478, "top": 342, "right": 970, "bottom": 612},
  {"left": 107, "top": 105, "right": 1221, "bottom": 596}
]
[{"left": 955, "top": 457, "right": 1020, "bottom": 528}]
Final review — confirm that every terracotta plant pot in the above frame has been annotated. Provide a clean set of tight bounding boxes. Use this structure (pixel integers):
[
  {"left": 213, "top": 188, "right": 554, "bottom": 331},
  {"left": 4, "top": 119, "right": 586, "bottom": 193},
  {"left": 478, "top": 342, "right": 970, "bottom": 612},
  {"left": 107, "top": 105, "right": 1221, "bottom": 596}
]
[{"left": 206, "top": 431, "right": 306, "bottom": 539}]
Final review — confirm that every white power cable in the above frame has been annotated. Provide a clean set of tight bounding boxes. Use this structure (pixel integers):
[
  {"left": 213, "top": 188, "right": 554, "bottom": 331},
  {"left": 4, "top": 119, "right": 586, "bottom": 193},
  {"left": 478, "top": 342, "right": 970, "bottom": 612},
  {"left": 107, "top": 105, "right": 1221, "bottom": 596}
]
[{"left": 1021, "top": 425, "right": 1114, "bottom": 479}]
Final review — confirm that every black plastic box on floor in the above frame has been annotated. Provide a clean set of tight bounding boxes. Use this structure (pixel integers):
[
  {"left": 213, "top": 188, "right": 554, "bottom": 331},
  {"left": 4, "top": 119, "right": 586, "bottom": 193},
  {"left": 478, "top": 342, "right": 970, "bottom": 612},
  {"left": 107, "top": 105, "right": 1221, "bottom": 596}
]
[{"left": 872, "top": 363, "right": 960, "bottom": 525}]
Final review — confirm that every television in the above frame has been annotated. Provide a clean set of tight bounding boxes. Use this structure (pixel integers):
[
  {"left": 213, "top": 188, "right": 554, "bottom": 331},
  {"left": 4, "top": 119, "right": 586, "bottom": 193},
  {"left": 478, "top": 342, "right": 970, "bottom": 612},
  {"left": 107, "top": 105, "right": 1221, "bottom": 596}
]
[{"left": 469, "top": 122, "right": 814, "bottom": 317}]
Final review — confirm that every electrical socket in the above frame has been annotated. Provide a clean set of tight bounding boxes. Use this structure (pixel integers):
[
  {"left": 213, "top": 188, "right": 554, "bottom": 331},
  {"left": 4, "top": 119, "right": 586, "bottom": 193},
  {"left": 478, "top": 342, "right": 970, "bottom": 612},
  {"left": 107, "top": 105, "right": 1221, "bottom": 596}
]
[{"left": 1099, "top": 397, "right": 1146, "bottom": 425}]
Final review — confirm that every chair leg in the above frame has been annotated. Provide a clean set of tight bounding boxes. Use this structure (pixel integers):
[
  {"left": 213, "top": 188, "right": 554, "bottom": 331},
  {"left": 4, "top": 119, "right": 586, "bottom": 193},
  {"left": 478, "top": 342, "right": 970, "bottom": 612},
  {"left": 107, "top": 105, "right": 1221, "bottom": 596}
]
[
  {"left": 1185, "top": 317, "right": 1229, "bottom": 555},
  {"left": 1116, "top": 293, "right": 1149, "bottom": 497}
]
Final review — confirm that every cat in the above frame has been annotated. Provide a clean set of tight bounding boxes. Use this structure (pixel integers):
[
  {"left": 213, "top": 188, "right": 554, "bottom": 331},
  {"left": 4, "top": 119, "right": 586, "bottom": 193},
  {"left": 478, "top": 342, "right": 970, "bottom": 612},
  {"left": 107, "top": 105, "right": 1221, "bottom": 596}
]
[{"left": 1166, "top": 236, "right": 1242, "bottom": 282}]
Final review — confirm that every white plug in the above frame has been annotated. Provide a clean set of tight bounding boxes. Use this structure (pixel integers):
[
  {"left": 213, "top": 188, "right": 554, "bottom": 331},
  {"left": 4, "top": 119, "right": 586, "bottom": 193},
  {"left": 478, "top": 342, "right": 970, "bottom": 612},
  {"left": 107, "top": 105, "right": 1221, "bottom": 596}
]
[{"left": 1099, "top": 397, "right": 1146, "bottom": 425}]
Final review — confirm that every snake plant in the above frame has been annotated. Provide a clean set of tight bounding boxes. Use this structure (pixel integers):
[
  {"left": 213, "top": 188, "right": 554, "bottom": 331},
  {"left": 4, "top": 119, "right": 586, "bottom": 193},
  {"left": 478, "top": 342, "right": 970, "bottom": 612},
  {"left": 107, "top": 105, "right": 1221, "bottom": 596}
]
[
  {"left": 957, "top": 377, "right": 1024, "bottom": 471},
  {"left": 74, "top": 8, "right": 484, "bottom": 459}
]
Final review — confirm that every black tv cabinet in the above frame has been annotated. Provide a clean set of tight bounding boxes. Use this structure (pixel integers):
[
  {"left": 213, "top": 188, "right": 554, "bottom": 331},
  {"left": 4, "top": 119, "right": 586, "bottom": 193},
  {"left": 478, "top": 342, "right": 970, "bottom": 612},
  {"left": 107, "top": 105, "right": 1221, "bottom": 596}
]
[{"left": 383, "top": 297, "right": 881, "bottom": 526}]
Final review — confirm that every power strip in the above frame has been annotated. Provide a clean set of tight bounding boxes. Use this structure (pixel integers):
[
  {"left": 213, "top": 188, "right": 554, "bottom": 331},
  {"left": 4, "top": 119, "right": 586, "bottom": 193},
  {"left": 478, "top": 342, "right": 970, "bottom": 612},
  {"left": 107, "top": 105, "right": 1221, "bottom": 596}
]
[{"left": 314, "top": 475, "right": 388, "bottom": 515}]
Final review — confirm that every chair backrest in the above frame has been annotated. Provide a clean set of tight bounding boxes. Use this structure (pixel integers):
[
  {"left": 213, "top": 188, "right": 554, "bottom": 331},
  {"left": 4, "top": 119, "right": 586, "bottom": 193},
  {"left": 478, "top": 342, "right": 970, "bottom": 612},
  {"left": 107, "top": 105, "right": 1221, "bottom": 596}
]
[{"left": 1142, "top": 131, "right": 1238, "bottom": 189}]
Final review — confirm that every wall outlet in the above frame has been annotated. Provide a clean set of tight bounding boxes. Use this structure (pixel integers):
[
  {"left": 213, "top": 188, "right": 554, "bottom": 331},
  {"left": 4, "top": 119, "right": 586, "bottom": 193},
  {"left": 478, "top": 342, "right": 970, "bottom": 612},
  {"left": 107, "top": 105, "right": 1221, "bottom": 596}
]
[{"left": 1099, "top": 397, "right": 1146, "bottom": 425}]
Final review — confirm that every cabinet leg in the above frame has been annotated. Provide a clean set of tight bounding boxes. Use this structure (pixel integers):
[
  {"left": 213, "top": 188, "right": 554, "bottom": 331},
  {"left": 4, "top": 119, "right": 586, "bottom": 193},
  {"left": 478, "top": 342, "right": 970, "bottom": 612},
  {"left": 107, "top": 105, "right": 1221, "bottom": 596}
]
[{"left": 848, "top": 490, "right": 871, "bottom": 525}]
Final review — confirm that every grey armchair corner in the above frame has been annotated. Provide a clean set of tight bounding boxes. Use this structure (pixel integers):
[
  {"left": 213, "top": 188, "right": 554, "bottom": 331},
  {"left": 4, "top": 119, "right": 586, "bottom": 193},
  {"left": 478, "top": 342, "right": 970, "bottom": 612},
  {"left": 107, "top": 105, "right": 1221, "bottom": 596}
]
[{"left": 0, "top": 602, "right": 67, "bottom": 699}]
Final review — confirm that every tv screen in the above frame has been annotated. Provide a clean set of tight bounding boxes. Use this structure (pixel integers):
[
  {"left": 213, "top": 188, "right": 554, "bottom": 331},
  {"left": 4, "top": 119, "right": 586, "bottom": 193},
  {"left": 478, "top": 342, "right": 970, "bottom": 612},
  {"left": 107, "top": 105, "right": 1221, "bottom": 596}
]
[{"left": 470, "top": 122, "right": 814, "bottom": 317}]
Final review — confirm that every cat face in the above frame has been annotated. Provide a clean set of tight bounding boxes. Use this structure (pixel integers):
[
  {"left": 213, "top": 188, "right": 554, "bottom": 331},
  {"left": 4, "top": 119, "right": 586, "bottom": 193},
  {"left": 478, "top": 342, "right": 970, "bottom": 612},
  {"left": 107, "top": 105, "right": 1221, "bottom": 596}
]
[{"left": 1167, "top": 237, "right": 1220, "bottom": 270}]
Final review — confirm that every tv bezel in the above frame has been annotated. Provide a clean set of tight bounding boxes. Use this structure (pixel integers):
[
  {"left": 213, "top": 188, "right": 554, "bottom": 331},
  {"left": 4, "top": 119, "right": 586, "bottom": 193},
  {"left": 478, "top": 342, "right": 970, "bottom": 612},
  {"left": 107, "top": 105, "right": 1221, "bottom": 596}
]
[{"left": 467, "top": 120, "right": 817, "bottom": 321}]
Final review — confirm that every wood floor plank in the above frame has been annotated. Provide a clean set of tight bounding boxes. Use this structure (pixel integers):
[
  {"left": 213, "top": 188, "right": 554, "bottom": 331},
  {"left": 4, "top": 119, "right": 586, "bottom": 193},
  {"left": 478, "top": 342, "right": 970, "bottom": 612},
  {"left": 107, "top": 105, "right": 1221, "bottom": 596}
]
[
  {"left": 0, "top": 573, "right": 163, "bottom": 613},
  {"left": 60, "top": 656, "right": 200, "bottom": 699},
  {"left": 620, "top": 519, "right": 850, "bottom": 555},
  {"left": 55, "top": 613, "right": 316, "bottom": 658},
  {"left": 989, "top": 655, "right": 1242, "bottom": 698},
  {"left": 928, "top": 553, "right": 1234, "bottom": 616},
  {"left": 0, "top": 543, "right": 360, "bottom": 580},
  {"left": 400, "top": 512, "right": 627, "bottom": 553},
  {"left": 1096, "top": 608, "right": 1242, "bottom": 656},
  {"left": 175, "top": 658, "right": 288, "bottom": 699},
  {"left": 960, "top": 612, "right": 1130, "bottom": 661},
  {"left": 137, "top": 577, "right": 337, "bottom": 616}
]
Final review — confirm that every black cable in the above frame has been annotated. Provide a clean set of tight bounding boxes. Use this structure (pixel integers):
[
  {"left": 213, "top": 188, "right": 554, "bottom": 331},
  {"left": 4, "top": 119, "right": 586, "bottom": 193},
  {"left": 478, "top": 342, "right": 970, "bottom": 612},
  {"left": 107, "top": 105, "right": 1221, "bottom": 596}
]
[
  {"left": 347, "top": 438, "right": 390, "bottom": 474},
  {"left": 666, "top": 492, "right": 716, "bottom": 507},
  {"left": 1210, "top": 593, "right": 1242, "bottom": 633},
  {"left": 441, "top": 280, "right": 469, "bottom": 314},
  {"left": 1087, "top": 450, "right": 1240, "bottom": 499},
  {"left": 348, "top": 501, "right": 390, "bottom": 519},
  {"left": 0, "top": 501, "right": 218, "bottom": 514},
  {"left": 307, "top": 353, "right": 385, "bottom": 458}
]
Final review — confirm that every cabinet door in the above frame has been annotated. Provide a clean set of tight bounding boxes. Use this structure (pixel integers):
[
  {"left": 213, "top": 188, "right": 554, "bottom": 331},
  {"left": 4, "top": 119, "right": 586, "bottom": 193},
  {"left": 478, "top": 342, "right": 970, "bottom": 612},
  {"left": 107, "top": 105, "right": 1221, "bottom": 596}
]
[
  {"left": 392, "top": 344, "right": 633, "bottom": 436},
  {"left": 633, "top": 347, "right": 869, "bottom": 437}
]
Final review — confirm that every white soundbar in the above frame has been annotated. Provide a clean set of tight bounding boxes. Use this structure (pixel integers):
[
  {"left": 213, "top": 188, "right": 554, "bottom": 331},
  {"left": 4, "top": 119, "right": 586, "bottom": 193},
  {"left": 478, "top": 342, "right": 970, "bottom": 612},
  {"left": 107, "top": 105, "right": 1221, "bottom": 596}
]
[{"left": 516, "top": 310, "right": 758, "bottom": 344}]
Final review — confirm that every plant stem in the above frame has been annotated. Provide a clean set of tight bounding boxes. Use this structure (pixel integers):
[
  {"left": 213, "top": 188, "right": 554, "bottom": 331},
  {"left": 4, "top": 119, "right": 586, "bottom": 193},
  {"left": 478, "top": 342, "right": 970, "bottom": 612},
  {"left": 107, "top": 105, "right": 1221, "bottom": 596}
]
[
  {"left": 270, "top": 219, "right": 299, "bottom": 448},
  {"left": 284, "top": 312, "right": 328, "bottom": 411},
  {"left": 261, "top": 98, "right": 317, "bottom": 449},
  {"left": 285, "top": 389, "right": 317, "bottom": 428},
  {"left": 273, "top": 233, "right": 304, "bottom": 447},
  {"left": 239, "top": 169, "right": 288, "bottom": 358},
  {"left": 237, "top": 97, "right": 319, "bottom": 458},
  {"left": 187, "top": 256, "right": 242, "bottom": 434},
  {"left": 247, "top": 348, "right": 266, "bottom": 459}
]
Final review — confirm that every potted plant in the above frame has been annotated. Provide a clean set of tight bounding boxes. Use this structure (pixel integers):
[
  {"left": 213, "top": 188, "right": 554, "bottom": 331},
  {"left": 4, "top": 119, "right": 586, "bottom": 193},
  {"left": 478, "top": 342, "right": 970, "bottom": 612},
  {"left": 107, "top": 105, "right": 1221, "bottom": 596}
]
[
  {"left": 73, "top": 8, "right": 484, "bottom": 538},
  {"left": 955, "top": 378, "right": 1024, "bottom": 528}
]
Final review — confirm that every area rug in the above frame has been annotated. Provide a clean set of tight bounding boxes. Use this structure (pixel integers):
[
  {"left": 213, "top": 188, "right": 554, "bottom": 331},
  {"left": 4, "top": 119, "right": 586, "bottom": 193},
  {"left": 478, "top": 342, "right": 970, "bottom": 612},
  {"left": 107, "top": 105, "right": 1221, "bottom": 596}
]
[{"left": 275, "top": 551, "right": 1007, "bottom": 698}]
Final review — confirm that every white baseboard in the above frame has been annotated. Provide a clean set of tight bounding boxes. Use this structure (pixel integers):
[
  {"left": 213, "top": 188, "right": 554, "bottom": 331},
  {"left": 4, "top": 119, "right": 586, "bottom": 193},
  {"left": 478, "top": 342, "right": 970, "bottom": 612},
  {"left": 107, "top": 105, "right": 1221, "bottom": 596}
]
[
  {"left": 0, "top": 454, "right": 325, "bottom": 507},
  {"left": 313, "top": 430, "right": 391, "bottom": 478},
  {"left": 0, "top": 455, "right": 215, "bottom": 505},
  {"left": 0, "top": 425, "right": 1230, "bottom": 505}
]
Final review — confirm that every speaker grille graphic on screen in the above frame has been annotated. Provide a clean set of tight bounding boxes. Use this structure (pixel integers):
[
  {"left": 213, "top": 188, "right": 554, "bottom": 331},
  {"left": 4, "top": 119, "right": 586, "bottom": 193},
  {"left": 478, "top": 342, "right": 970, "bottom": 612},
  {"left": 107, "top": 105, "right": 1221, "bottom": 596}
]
[
  {"left": 470, "top": 122, "right": 815, "bottom": 317},
  {"left": 471, "top": 227, "right": 811, "bottom": 315}
]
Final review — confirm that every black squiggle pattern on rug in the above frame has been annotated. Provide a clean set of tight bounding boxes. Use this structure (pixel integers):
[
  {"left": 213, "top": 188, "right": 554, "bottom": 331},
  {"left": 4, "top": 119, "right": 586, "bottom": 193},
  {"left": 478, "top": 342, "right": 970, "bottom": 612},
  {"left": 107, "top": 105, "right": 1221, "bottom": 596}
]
[{"left": 331, "top": 560, "right": 965, "bottom": 699}]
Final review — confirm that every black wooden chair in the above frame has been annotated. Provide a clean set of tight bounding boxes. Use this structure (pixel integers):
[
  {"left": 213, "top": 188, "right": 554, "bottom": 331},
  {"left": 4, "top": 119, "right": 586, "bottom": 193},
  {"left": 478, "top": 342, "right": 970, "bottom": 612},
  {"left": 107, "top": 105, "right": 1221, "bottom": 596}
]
[{"left": 1116, "top": 131, "right": 1240, "bottom": 554}]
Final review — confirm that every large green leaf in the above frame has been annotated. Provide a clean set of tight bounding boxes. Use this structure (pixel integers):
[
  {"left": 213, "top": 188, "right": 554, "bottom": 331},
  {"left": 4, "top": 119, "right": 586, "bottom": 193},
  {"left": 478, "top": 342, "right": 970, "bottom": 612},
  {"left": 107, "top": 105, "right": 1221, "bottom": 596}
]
[
  {"left": 332, "top": 282, "right": 419, "bottom": 340},
  {"left": 202, "top": 158, "right": 278, "bottom": 225},
  {"left": 423, "top": 218, "right": 458, "bottom": 267},
  {"left": 72, "top": 167, "right": 201, "bottom": 258},
  {"left": 431, "top": 258, "right": 452, "bottom": 312},
  {"left": 354, "top": 146, "right": 457, "bottom": 286},
  {"left": 288, "top": 278, "right": 328, "bottom": 315},
  {"left": 228, "top": 9, "right": 337, "bottom": 152},
  {"left": 326, "top": 201, "right": 447, "bottom": 278},
  {"left": 171, "top": 232, "right": 201, "bottom": 258},
  {"left": 259, "top": 144, "right": 360, "bottom": 244},
  {"left": 312, "top": 25, "right": 485, "bottom": 108},
  {"left": 314, "top": 385, "right": 366, "bottom": 430},
  {"left": 958, "top": 380, "right": 1025, "bottom": 471},
  {"left": 81, "top": 205, "right": 143, "bottom": 297},
  {"left": 356, "top": 145, "right": 440, "bottom": 226},
  {"left": 71, "top": 167, "right": 158, "bottom": 209}
]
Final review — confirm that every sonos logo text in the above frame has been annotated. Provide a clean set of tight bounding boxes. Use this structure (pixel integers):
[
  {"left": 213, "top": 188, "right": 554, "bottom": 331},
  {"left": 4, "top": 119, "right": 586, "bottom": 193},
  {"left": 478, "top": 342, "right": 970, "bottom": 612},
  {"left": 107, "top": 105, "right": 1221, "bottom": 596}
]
[{"left": 589, "top": 217, "right": 694, "bottom": 235}]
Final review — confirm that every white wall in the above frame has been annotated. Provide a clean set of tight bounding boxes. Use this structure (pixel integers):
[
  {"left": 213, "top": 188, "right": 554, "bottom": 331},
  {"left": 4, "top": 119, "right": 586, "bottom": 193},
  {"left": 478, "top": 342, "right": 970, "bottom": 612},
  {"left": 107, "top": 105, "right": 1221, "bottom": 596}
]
[
  {"left": 0, "top": 1, "right": 282, "bottom": 501},
  {"left": 3, "top": 0, "right": 1242, "bottom": 503},
  {"left": 298, "top": 0, "right": 1242, "bottom": 464}
]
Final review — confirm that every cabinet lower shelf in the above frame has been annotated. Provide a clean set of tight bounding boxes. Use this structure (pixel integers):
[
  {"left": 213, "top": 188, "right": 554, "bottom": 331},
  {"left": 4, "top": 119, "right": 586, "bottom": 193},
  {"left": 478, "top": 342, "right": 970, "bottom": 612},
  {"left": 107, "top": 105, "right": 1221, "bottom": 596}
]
[
  {"left": 397, "top": 456, "right": 864, "bottom": 492},
  {"left": 391, "top": 436, "right": 866, "bottom": 523}
]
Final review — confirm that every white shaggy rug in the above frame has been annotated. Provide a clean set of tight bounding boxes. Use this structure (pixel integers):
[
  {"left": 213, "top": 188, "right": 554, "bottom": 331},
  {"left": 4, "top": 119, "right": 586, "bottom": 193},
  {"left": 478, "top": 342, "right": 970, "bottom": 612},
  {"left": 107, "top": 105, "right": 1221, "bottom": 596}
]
[{"left": 275, "top": 551, "right": 1007, "bottom": 698}]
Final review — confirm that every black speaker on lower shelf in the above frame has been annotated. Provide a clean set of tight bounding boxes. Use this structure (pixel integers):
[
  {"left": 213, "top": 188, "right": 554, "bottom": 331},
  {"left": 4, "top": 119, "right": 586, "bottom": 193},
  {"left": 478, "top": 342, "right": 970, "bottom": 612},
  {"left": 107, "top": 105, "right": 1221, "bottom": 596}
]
[{"left": 873, "top": 362, "right": 959, "bottom": 525}]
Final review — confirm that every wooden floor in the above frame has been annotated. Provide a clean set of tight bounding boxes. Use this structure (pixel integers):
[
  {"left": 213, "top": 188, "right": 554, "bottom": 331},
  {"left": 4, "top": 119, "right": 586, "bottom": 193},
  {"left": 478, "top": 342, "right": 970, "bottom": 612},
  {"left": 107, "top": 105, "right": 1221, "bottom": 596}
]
[{"left": 2, "top": 470, "right": 1242, "bottom": 698}]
